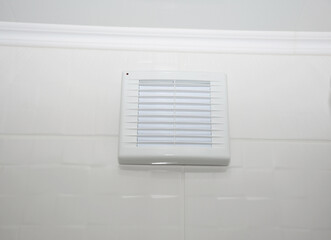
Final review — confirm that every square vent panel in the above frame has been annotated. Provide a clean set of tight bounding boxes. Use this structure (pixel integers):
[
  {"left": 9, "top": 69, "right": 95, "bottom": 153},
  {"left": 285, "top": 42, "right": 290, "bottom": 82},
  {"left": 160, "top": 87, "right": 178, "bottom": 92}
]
[{"left": 118, "top": 71, "right": 230, "bottom": 165}]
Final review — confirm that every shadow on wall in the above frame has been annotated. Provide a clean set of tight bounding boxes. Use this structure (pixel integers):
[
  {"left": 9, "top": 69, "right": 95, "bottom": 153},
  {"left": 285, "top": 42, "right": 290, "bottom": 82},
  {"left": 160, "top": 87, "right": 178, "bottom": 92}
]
[{"left": 329, "top": 77, "right": 331, "bottom": 115}]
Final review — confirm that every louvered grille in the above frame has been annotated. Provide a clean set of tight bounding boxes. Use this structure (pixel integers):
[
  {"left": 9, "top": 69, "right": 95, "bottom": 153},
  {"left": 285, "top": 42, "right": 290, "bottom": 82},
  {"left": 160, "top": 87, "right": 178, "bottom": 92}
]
[{"left": 136, "top": 79, "right": 219, "bottom": 147}]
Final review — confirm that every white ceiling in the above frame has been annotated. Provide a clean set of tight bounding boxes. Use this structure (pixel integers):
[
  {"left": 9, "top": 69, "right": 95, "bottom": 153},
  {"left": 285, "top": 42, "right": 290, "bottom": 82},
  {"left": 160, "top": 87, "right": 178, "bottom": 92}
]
[{"left": 0, "top": 0, "right": 331, "bottom": 32}]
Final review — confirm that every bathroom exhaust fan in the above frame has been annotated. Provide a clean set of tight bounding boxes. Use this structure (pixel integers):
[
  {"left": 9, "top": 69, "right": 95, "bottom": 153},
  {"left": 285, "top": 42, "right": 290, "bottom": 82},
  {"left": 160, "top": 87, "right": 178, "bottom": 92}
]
[{"left": 118, "top": 71, "right": 230, "bottom": 166}]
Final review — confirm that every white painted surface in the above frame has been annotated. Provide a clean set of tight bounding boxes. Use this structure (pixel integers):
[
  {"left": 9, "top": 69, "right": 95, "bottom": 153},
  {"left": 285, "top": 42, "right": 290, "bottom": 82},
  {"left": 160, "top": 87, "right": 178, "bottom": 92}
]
[
  {"left": 0, "top": 0, "right": 331, "bottom": 32},
  {"left": 0, "top": 42, "right": 331, "bottom": 239}
]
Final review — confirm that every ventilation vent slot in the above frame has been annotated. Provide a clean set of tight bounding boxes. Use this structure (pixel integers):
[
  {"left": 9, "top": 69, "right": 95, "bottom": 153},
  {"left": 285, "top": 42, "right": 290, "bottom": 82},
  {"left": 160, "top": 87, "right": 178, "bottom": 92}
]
[{"left": 119, "top": 71, "right": 230, "bottom": 166}]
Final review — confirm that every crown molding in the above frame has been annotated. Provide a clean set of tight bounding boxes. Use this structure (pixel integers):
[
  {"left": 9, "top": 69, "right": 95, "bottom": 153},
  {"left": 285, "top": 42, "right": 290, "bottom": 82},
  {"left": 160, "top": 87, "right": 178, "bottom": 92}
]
[{"left": 0, "top": 21, "right": 331, "bottom": 55}]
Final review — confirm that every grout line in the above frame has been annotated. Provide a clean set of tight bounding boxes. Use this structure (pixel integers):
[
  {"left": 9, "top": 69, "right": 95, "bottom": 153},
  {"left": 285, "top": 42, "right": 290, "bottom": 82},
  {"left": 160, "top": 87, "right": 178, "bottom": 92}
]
[
  {"left": 0, "top": 134, "right": 119, "bottom": 139},
  {"left": 231, "top": 137, "right": 331, "bottom": 143}
]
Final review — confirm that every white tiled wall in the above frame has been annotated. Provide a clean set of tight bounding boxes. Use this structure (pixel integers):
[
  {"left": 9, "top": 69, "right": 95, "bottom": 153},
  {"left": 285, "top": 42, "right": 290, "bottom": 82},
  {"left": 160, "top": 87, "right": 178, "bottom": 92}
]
[{"left": 0, "top": 45, "right": 330, "bottom": 240}]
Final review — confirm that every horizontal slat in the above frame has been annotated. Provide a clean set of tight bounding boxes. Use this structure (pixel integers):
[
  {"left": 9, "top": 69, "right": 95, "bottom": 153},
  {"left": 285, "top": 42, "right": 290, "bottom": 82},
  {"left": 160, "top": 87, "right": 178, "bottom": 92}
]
[
  {"left": 129, "top": 82, "right": 223, "bottom": 86},
  {"left": 133, "top": 121, "right": 222, "bottom": 124},
  {"left": 137, "top": 83, "right": 210, "bottom": 87},
  {"left": 134, "top": 141, "right": 224, "bottom": 145},
  {"left": 129, "top": 127, "right": 223, "bottom": 131},
  {"left": 129, "top": 108, "right": 222, "bottom": 112},
  {"left": 138, "top": 99, "right": 211, "bottom": 104},
  {"left": 133, "top": 89, "right": 218, "bottom": 93},
  {"left": 136, "top": 96, "right": 217, "bottom": 100},
  {"left": 137, "top": 111, "right": 212, "bottom": 117},
  {"left": 131, "top": 102, "right": 220, "bottom": 106},
  {"left": 129, "top": 114, "right": 222, "bottom": 118},
  {"left": 135, "top": 81, "right": 211, "bottom": 85},
  {"left": 129, "top": 134, "right": 222, "bottom": 138},
  {"left": 137, "top": 119, "right": 212, "bottom": 124}
]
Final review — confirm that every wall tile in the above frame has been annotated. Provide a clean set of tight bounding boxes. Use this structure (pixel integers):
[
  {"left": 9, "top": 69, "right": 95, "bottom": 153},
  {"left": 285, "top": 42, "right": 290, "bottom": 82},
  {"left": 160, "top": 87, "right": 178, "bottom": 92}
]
[
  {"left": 281, "top": 229, "right": 312, "bottom": 240},
  {"left": 62, "top": 84, "right": 97, "bottom": 135},
  {"left": 1, "top": 46, "right": 331, "bottom": 240},
  {"left": 0, "top": 138, "right": 34, "bottom": 165},
  {"left": 214, "top": 198, "right": 246, "bottom": 228},
  {"left": 245, "top": 199, "right": 279, "bottom": 227},
  {"left": 186, "top": 196, "right": 219, "bottom": 227},
  {"left": 55, "top": 195, "right": 88, "bottom": 225},
  {"left": 62, "top": 137, "right": 117, "bottom": 166},
  {"left": 185, "top": 168, "right": 244, "bottom": 197},
  {"left": 116, "top": 227, "right": 143, "bottom": 240},
  {"left": 0, "top": 47, "right": 16, "bottom": 134},
  {"left": 0, "top": 167, "right": 27, "bottom": 194},
  {"left": 83, "top": 226, "right": 181, "bottom": 240},
  {"left": 186, "top": 196, "right": 246, "bottom": 228},
  {"left": 0, "top": 138, "right": 64, "bottom": 165},
  {"left": 273, "top": 142, "right": 331, "bottom": 170},
  {"left": 274, "top": 169, "right": 307, "bottom": 198},
  {"left": 246, "top": 227, "right": 281, "bottom": 240},
  {"left": 14, "top": 48, "right": 70, "bottom": 87},
  {"left": 148, "top": 196, "right": 182, "bottom": 227},
  {"left": 69, "top": 50, "right": 122, "bottom": 135},
  {"left": 18, "top": 226, "right": 86, "bottom": 240},
  {"left": 228, "top": 54, "right": 331, "bottom": 140},
  {"left": 140, "top": 227, "right": 182, "bottom": 240},
  {"left": 87, "top": 195, "right": 121, "bottom": 225},
  {"left": 273, "top": 142, "right": 309, "bottom": 169},
  {"left": 0, "top": 226, "right": 19, "bottom": 240},
  {"left": 152, "top": 52, "right": 180, "bottom": 71},
  {"left": 23, "top": 195, "right": 57, "bottom": 225},
  {"left": 0, "top": 46, "right": 15, "bottom": 84},
  {"left": 148, "top": 167, "right": 182, "bottom": 195},
  {"left": 86, "top": 226, "right": 119, "bottom": 240},
  {"left": 311, "top": 230, "right": 331, "bottom": 240},
  {"left": 229, "top": 140, "right": 243, "bottom": 167},
  {"left": 33, "top": 107, "right": 65, "bottom": 134},
  {"left": 243, "top": 141, "right": 274, "bottom": 169},
  {"left": 309, "top": 198, "right": 331, "bottom": 229},
  {"left": 117, "top": 196, "right": 155, "bottom": 227},
  {"left": 179, "top": 53, "right": 228, "bottom": 72},
  {"left": 6, "top": 75, "right": 39, "bottom": 112},
  {"left": 243, "top": 169, "right": 274, "bottom": 198},
  {"left": 94, "top": 138, "right": 118, "bottom": 166},
  {"left": 2, "top": 109, "right": 35, "bottom": 134},
  {"left": 32, "top": 138, "right": 63, "bottom": 164},
  {"left": 0, "top": 196, "right": 25, "bottom": 225},
  {"left": 307, "top": 170, "right": 331, "bottom": 198},
  {"left": 88, "top": 194, "right": 182, "bottom": 228},
  {"left": 279, "top": 199, "right": 313, "bottom": 228},
  {"left": 89, "top": 167, "right": 149, "bottom": 195},
  {"left": 186, "top": 227, "right": 247, "bottom": 240},
  {"left": 303, "top": 143, "right": 331, "bottom": 170},
  {"left": 63, "top": 138, "right": 96, "bottom": 165},
  {"left": 22, "top": 166, "right": 89, "bottom": 195},
  {"left": 2, "top": 47, "right": 71, "bottom": 134},
  {"left": 125, "top": 51, "right": 154, "bottom": 70},
  {"left": 23, "top": 166, "right": 58, "bottom": 194},
  {"left": 53, "top": 166, "right": 90, "bottom": 194},
  {"left": 89, "top": 166, "right": 182, "bottom": 196}
]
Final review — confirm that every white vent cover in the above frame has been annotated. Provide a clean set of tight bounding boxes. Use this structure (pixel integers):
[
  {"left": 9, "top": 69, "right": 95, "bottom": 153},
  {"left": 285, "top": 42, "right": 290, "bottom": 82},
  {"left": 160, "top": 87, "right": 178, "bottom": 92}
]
[{"left": 118, "top": 71, "right": 230, "bottom": 165}]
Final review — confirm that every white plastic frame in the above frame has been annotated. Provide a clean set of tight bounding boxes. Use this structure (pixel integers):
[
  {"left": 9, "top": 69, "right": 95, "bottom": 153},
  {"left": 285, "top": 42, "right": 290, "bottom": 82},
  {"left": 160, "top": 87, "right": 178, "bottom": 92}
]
[{"left": 118, "top": 71, "right": 230, "bottom": 165}]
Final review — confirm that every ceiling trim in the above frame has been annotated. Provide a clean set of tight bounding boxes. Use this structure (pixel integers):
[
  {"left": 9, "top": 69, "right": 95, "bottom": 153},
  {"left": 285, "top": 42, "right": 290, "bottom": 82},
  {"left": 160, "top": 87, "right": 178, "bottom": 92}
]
[{"left": 0, "top": 22, "right": 331, "bottom": 55}]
